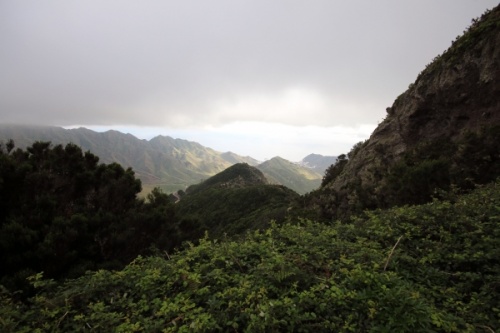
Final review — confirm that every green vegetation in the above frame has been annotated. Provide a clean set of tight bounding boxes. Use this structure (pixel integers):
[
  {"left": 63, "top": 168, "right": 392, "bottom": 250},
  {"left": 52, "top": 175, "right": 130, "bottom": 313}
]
[
  {"left": 1, "top": 181, "right": 499, "bottom": 331},
  {"left": 0, "top": 142, "right": 180, "bottom": 295},
  {"left": 0, "top": 146, "right": 298, "bottom": 299},
  {"left": 315, "top": 126, "right": 500, "bottom": 221},
  {"left": 321, "top": 153, "right": 347, "bottom": 187},
  {"left": 177, "top": 163, "right": 299, "bottom": 240},
  {"left": 258, "top": 156, "right": 322, "bottom": 194},
  {"left": 185, "top": 163, "right": 268, "bottom": 195},
  {"left": 178, "top": 184, "right": 298, "bottom": 240},
  {"left": 1, "top": 134, "right": 499, "bottom": 331},
  {"left": 380, "top": 126, "right": 500, "bottom": 208},
  {"left": 1, "top": 6, "right": 500, "bottom": 331},
  {"left": 0, "top": 125, "right": 243, "bottom": 195}
]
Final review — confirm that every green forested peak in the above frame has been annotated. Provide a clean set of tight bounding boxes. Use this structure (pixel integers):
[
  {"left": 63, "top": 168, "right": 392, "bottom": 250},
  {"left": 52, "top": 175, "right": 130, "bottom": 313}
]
[{"left": 186, "top": 163, "right": 268, "bottom": 195}]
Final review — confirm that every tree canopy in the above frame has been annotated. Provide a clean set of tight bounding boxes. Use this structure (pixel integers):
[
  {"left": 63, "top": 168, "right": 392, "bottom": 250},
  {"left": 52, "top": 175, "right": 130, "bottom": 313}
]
[{"left": 0, "top": 142, "right": 179, "bottom": 294}]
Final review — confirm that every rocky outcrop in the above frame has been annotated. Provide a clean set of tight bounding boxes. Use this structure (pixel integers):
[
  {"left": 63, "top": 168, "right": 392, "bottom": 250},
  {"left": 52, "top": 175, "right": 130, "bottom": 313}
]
[{"left": 320, "top": 5, "right": 500, "bottom": 218}]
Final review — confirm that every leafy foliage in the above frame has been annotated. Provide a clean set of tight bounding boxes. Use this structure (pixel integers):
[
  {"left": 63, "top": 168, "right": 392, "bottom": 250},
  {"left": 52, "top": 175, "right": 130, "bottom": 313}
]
[
  {"left": 315, "top": 126, "right": 500, "bottom": 221},
  {"left": 383, "top": 127, "right": 500, "bottom": 207},
  {"left": 2, "top": 181, "right": 499, "bottom": 332},
  {"left": 178, "top": 184, "right": 298, "bottom": 240},
  {"left": 2, "top": 6, "right": 500, "bottom": 331},
  {"left": 321, "top": 154, "right": 347, "bottom": 187}
]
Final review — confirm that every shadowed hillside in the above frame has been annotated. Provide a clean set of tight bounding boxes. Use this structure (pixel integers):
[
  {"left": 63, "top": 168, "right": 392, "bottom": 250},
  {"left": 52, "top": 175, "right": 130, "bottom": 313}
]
[
  {"left": 177, "top": 163, "right": 299, "bottom": 239},
  {"left": 0, "top": 125, "right": 321, "bottom": 195},
  {"left": 1, "top": 6, "right": 500, "bottom": 332},
  {"left": 0, "top": 125, "right": 249, "bottom": 194},
  {"left": 309, "top": 6, "right": 500, "bottom": 220}
]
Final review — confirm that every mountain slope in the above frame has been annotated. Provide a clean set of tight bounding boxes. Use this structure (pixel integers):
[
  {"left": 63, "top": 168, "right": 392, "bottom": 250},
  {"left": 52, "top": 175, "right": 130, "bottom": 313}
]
[
  {"left": 177, "top": 163, "right": 298, "bottom": 238},
  {"left": 220, "top": 151, "right": 260, "bottom": 166},
  {"left": 0, "top": 125, "right": 322, "bottom": 195},
  {"left": 185, "top": 163, "right": 269, "bottom": 195},
  {"left": 314, "top": 6, "right": 500, "bottom": 219},
  {"left": 257, "top": 156, "right": 322, "bottom": 194},
  {"left": 0, "top": 125, "right": 244, "bottom": 193},
  {"left": 2, "top": 8, "right": 500, "bottom": 332},
  {"left": 5, "top": 181, "right": 499, "bottom": 331}
]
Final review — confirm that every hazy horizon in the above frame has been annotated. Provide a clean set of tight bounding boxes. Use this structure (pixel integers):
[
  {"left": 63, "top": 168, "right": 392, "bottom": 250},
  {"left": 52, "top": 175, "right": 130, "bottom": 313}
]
[{"left": 1, "top": 1, "right": 497, "bottom": 160}]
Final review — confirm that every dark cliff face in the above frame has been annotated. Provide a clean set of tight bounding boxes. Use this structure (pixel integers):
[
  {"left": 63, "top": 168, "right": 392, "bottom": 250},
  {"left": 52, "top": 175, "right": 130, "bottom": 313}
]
[
  {"left": 391, "top": 12, "right": 500, "bottom": 148},
  {"left": 318, "top": 6, "right": 500, "bottom": 219}
]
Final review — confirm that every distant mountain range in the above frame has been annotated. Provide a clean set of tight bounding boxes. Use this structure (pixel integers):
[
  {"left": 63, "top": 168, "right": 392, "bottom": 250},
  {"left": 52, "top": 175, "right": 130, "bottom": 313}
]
[
  {"left": 0, "top": 125, "right": 335, "bottom": 194},
  {"left": 299, "top": 153, "right": 337, "bottom": 174}
]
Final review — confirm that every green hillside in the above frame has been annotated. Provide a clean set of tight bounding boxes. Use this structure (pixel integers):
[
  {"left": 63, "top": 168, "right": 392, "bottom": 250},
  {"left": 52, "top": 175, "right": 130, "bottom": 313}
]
[
  {"left": 177, "top": 163, "right": 298, "bottom": 239},
  {"left": 258, "top": 156, "right": 322, "bottom": 194},
  {"left": 2, "top": 181, "right": 499, "bottom": 331},
  {"left": 0, "top": 125, "right": 238, "bottom": 194},
  {"left": 1, "top": 5, "right": 500, "bottom": 332},
  {"left": 308, "top": 5, "right": 500, "bottom": 220},
  {"left": 185, "top": 163, "right": 269, "bottom": 195},
  {"left": 0, "top": 125, "right": 320, "bottom": 195}
]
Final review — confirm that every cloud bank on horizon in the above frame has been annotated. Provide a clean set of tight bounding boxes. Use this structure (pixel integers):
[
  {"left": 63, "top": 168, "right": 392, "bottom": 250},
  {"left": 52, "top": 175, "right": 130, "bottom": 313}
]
[{"left": 1, "top": 1, "right": 497, "bottom": 160}]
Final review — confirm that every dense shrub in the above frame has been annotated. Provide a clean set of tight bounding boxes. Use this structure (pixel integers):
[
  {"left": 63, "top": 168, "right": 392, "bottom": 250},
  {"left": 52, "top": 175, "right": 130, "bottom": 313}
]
[{"left": 2, "top": 181, "right": 498, "bottom": 332}]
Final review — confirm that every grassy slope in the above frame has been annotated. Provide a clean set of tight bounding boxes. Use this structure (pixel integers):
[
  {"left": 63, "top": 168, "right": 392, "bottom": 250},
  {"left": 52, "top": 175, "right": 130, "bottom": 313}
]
[
  {"left": 0, "top": 125, "right": 234, "bottom": 194},
  {"left": 258, "top": 157, "right": 322, "bottom": 194}
]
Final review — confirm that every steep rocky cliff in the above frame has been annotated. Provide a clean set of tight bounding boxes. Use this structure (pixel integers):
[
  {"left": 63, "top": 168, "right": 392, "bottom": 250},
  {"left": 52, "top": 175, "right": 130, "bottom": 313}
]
[{"left": 317, "top": 6, "right": 500, "bottom": 219}]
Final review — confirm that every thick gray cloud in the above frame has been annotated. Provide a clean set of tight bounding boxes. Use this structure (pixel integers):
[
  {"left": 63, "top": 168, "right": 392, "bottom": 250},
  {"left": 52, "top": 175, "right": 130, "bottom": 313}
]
[{"left": 0, "top": 0, "right": 497, "bottom": 128}]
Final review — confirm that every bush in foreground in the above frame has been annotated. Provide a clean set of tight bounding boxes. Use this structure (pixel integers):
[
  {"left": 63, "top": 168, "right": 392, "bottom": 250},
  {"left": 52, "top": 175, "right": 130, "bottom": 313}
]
[{"left": 1, "top": 181, "right": 499, "bottom": 332}]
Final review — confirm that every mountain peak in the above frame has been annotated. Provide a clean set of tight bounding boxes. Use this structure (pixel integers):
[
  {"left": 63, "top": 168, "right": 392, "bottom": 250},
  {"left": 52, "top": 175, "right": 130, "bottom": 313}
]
[{"left": 186, "top": 163, "right": 268, "bottom": 194}]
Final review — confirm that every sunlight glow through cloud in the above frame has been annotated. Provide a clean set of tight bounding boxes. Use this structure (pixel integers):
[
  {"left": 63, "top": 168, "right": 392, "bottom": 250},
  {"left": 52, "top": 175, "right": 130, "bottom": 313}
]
[
  {"left": 4, "top": 1, "right": 498, "bottom": 161},
  {"left": 210, "top": 88, "right": 329, "bottom": 125}
]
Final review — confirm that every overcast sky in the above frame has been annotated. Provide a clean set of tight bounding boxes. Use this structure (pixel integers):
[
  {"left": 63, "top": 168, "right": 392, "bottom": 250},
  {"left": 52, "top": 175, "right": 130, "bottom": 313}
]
[{"left": 1, "top": 1, "right": 497, "bottom": 160}]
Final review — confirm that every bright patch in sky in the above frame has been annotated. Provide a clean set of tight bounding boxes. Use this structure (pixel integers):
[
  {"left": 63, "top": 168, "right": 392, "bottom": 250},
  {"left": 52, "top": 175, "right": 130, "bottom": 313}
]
[
  {"left": 2, "top": 1, "right": 498, "bottom": 160},
  {"left": 210, "top": 88, "right": 328, "bottom": 125}
]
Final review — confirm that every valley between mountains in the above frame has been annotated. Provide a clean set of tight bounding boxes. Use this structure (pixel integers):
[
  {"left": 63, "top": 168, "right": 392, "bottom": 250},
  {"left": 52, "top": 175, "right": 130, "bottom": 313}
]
[
  {"left": 1, "top": 5, "right": 500, "bottom": 332},
  {"left": 0, "top": 124, "right": 336, "bottom": 195}
]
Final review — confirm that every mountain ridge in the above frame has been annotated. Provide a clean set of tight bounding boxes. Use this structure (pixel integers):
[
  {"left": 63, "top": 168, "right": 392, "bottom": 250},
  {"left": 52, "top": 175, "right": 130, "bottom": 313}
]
[
  {"left": 257, "top": 156, "right": 323, "bottom": 194},
  {"left": 0, "top": 124, "right": 330, "bottom": 194},
  {"left": 313, "top": 6, "right": 500, "bottom": 219}
]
